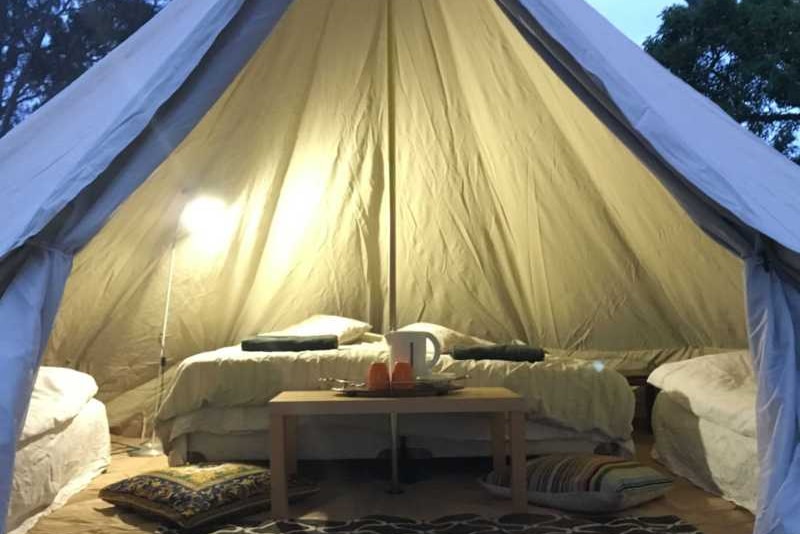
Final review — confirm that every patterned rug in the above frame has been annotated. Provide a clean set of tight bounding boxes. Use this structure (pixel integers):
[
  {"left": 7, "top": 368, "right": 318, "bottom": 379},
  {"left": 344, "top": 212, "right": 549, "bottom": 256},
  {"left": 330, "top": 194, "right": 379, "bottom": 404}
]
[{"left": 157, "top": 512, "right": 703, "bottom": 534}]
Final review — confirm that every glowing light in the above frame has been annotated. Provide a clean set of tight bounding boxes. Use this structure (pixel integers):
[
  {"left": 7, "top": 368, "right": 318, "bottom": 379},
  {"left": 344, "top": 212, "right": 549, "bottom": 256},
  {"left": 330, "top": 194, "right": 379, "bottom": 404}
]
[
  {"left": 180, "top": 196, "right": 235, "bottom": 254},
  {"left": 592, "top": 361, "right": 605, "bottom": 372},
  {"left": 181, "top": 197, "right": 228, "bottom": 235}
]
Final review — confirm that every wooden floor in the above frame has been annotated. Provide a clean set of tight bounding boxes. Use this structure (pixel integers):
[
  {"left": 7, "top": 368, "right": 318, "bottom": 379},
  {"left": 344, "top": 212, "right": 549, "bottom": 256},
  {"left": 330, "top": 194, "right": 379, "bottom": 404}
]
[{"left": 28, "top": 433, "right": 754, "bottom": 534}]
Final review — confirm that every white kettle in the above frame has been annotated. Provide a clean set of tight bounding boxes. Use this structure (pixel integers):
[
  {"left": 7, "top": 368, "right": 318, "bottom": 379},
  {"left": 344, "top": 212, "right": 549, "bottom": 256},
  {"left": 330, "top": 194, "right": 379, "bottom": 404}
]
[{"left": 385, "top": 330, "right": 441, "bottom": 376}]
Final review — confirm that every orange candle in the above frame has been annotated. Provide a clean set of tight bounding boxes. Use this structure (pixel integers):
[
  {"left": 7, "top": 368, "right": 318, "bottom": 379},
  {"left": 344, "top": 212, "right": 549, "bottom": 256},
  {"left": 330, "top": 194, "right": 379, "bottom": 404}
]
[{"left": 367, "top": 362, "right": 390, "bottom": 391}]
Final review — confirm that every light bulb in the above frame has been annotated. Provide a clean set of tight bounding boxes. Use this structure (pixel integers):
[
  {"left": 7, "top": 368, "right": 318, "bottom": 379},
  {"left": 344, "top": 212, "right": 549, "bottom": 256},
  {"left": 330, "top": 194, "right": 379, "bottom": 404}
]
[{"left": 180, "top": 197, "right": 228, "bottom": 236}]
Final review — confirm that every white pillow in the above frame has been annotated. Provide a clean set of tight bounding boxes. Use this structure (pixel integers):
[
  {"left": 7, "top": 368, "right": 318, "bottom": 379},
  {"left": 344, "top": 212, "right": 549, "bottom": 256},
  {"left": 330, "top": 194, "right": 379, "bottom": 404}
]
[
  {"left": 267, "top": 315, "right": 372, "bottom": 345},
  {"left": 398, "top": 322, "right": 494, "bottom": 353},
  {"left": 21, "top": 367, "right": 99, "bottom": 444}
]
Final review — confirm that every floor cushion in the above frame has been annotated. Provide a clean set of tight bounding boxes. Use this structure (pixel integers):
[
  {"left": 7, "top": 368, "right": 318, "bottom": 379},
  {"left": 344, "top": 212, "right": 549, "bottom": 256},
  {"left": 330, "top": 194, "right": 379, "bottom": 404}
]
[
  {"left": 99, "top": 463, "right": 318, "bottom": 529},
  {"left": 481, "top": 454, "right": 673, "bottom": 513}
]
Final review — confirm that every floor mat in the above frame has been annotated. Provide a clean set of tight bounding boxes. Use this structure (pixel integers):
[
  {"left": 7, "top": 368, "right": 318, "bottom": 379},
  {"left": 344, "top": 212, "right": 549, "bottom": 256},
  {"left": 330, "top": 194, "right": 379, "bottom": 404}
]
[{"left": 155, "top": 512, "right": 703, "bottom": 534}]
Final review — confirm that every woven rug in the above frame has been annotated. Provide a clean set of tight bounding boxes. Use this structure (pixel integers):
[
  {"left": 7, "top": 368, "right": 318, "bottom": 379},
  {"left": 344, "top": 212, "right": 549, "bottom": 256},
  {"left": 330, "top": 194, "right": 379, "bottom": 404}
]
[{"left": 156, "top": 512, "right": 703, "bottom": 534}]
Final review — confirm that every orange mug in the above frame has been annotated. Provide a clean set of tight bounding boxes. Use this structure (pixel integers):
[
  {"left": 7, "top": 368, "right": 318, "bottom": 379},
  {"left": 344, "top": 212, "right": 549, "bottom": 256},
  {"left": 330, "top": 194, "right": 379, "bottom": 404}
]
[
  {"left": 367, "top": 362, "right": 390, "bottom": 391},
  {"left": 391, "top": 361, "right": 414, "bottom": 389}
]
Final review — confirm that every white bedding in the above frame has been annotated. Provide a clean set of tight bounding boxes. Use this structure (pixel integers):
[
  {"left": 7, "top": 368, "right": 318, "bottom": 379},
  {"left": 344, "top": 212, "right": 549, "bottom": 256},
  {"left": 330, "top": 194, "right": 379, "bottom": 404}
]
[
  {"left": 647, "top": 350, "right": 756, "bottom": 436},
  {"left": 8, "top": 399, "right": 110, "bottom": 534},
  {"left": 20, "top": 367, "right": 99, "bottom": 443},
  {"left": 652, "top": 393, "right": 758, "bottom": 512},
  {"left": 156, "top": 340, "right": 634, "bottom": 457},
  {"left": 548, "top": 346, "right": 739, "bottom": 377}
]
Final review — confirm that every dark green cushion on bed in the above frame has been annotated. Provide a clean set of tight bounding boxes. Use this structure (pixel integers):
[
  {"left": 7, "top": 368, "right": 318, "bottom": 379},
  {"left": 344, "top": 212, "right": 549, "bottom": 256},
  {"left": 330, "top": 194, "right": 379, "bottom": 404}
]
[
  {"left": 450, "top": 344, "right": 546, "bottom": 363},
  {"left": 241, "top": 335, "right": 338, "bottom": 352},
  {"left": 99, "top": 463, "right": 318, "bottom": 529}
]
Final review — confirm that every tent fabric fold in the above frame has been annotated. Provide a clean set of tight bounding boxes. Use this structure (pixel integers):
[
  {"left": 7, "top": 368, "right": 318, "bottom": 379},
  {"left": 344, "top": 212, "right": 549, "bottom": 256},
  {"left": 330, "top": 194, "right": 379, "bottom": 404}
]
[
  {"left": 746, "top": 258, "right": 800, "bottom": 534},
  {"left": 0, "top": 0, "right": 248, "bottom": 262},
  {"left": 509, "top": 0, "right": 800, "bottom": 256},
  {"left": 0, "top": 1, "right": 798, "bottom": 533}
]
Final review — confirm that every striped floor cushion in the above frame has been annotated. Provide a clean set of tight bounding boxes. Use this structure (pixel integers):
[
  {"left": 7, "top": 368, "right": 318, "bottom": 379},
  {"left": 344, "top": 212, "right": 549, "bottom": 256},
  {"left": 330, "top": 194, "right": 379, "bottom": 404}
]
[{"left": 481, "top": 454, "right": 673, "bottom": 513}]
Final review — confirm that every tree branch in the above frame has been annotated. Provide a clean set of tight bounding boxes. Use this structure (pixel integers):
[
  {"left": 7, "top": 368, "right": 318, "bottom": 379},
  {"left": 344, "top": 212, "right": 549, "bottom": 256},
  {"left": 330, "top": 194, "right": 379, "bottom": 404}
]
[
  {"left": 741, "top": 112, "right": 800, "bottom": 123},
  {"left": 0, "top": 57, "right": 31, "bottom": 135}
]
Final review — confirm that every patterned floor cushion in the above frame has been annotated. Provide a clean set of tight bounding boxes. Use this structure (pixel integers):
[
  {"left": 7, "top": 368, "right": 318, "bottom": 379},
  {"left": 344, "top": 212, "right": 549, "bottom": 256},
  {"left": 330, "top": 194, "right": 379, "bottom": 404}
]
[
  {"left": 481, "top": 454, "right": 673, "bottom": 513},
  {"left": 99, "top": 463, "right": 318, "bottom": 529}
]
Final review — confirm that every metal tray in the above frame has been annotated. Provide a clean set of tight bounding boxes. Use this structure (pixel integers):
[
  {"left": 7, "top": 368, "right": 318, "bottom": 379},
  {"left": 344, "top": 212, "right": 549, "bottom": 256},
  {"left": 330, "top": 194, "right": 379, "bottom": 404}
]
[
  {"left": 319, "top": 375, "right": 467, "bottom": 397},
  {"left": 331, "top": 383, "right": 465, "bottom": 397}
]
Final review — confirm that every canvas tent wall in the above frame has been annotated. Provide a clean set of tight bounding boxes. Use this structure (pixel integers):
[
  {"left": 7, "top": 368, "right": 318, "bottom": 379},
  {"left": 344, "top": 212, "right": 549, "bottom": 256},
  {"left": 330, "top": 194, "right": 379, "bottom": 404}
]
[
  {"left": 0, "top": 1, "right": 798, "bottom": 534},
  {"left": 45, "top": 0, "right": 749, "bottom": 416}
]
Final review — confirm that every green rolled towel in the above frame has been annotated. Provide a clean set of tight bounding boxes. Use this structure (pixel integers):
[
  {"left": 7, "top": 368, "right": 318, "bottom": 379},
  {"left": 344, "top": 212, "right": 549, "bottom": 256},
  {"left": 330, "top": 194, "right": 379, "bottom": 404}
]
[
  {"left": 451, "top": 345, "right": 546, "bottom": 363},
  {"left": 241, "top": 335, "right": 338, "bottom": 352}
]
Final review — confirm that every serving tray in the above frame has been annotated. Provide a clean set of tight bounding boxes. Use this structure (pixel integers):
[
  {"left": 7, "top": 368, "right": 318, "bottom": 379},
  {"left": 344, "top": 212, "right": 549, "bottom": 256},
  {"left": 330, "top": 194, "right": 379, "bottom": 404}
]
[
  {"left": 332, "top": 383, "right": 465, "bottom": 397},
  {"left": 320, "top": 376, "right": 466, "bottom": 397}
]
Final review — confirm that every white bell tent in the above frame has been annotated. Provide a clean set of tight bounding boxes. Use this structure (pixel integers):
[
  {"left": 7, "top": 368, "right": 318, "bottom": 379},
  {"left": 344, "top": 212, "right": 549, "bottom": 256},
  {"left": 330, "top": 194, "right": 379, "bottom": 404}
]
[{"left": 0, "top": 1, "right": 798, "bottom": 533}]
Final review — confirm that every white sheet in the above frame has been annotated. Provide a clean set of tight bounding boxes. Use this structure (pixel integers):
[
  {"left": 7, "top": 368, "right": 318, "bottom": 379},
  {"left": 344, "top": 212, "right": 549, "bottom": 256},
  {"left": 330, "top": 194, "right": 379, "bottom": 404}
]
[
  {"left": 652, "top": 392, "right": 758, "bottom": 512},
  {"left": 156, "top": 341, "right": 634, "bottom": 448},
  {"left": 647, "top": 350, "right": 756, "bottom": 437},
  {"left": 548, "top": 346, "right": 739, "bottom": 377},
  {"left": 7, "top": 399, "right": 110, "bottom": 534},
  {"left": 20, "top": 367, "right": 99, "bottom": 444}
]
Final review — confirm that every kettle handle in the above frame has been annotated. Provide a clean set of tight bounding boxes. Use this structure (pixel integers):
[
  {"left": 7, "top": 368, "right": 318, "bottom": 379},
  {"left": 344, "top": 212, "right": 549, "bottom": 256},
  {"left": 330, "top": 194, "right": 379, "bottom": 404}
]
[{"left": 424, "top": 333, "right": 441, "bottom": 368}]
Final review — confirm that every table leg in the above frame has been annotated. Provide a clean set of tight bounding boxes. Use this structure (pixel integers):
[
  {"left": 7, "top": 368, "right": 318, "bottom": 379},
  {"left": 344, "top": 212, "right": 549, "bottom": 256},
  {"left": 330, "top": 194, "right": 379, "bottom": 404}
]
[
  {"left": 509, "top": 410, "right": 527, "bottom": 513},
  {"left": 387, "top": 412, "right": 403, "bottom": 494},
  {"left": 490, "top": 413, "right": 507, "bottom": 475},
  {"left": 270, "top": 413, "right": 289, "bottom": 518},
  {"left": 286, "top": 416, "right": 297, "bottom": 476}
]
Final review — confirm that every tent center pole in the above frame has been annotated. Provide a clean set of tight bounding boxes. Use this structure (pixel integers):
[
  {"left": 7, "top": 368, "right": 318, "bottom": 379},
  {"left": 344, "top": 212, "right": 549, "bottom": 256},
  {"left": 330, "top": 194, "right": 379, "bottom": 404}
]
[
  {"left": 385, "top": 0, "right": 403, "bottom": 496},
  {"left": 387, "top": 0, "right": 397, "bottom": 334}
]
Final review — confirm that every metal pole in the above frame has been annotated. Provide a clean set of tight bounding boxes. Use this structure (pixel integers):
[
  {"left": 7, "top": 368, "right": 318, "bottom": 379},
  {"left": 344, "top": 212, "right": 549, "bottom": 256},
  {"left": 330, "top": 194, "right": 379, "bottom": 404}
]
[
  {"left": 385, "top": 2, "right": 404, "bottom": 494},
  {"left": 387, "top": 412, "right": 403, "bottom": 494},
  {"left": 387, "top": 0, "right": 397, "bottom": 333},
  {"left": 131, "top": 226, "right": 178, "bottom": 457},
  {"left": 153, "top": 235, "right": 178, "bottom": 431}
]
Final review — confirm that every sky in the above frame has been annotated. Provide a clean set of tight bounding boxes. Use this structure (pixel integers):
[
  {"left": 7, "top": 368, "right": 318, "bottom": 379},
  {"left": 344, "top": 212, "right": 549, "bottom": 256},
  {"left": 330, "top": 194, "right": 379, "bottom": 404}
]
[{"left": 585, "top": 0, "right": 685, "bottom": 45}]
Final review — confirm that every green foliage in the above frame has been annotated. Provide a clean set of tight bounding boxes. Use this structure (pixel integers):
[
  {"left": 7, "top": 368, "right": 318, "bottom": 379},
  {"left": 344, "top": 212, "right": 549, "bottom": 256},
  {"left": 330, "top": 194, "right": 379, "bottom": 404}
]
[
  {"left": 645, "top": 0, "right": 800, "bottom": 164},
  {"left": 1, "top": 0, "right": 164, "bottom": 137}
]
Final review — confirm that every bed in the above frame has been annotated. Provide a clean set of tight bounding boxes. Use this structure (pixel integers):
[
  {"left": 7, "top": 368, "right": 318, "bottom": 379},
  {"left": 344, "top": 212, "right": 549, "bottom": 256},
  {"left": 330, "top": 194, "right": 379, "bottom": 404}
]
[
  {"left": 7, "top": 367, "right": 111, "bottom": 534},
  {"left": 155, "top": 329, "right": 636, "bottom": 466},
  {"left": 547, "top": 346, "right": 740, "bottom": 378},
  {"left": 647, "top": 350, "right": 758, "bottom": 512}
]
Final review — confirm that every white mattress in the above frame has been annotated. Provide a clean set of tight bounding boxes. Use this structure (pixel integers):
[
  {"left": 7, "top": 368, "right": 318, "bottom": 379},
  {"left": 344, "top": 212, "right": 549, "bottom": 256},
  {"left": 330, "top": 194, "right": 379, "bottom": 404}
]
[
  {"left": 163, "top": 406, "right": 634, "bottom": 466},
  {"left": 156, "top": 340, "right": 635, "bottom": 459},
  {"left": 652, "top": 392, "right": 758, "bottom": 512},
  {"left": 546, "top": 346, "right": 739, "bottom": 377},
  {"left": 648, "top": 350, "right": 756, "bottom": 437},
  {"left": 20, "top": 367, "right": 99, "bottom": 443},
  {"left": 7, "top": 398, "right": 110, "bottom": 534}
]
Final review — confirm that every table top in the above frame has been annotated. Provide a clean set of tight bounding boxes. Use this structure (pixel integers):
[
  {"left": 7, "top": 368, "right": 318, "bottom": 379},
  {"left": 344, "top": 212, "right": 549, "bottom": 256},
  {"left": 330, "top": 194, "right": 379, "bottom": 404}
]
[{"left": 269, "top": 387, "right": 524, "bottom": 415}]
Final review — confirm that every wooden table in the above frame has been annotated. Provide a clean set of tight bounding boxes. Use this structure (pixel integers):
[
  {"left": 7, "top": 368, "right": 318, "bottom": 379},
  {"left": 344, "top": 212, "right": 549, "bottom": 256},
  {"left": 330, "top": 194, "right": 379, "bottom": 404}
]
[{"left": 268, "top": 387, "right": 528, "bottom": 517}]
